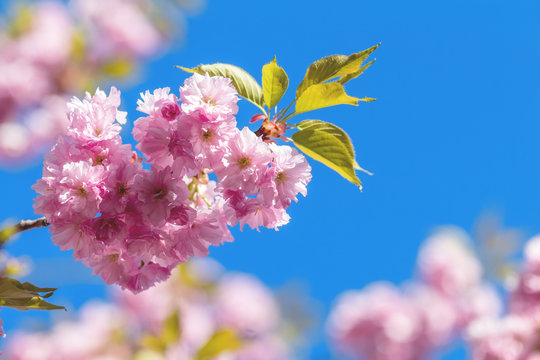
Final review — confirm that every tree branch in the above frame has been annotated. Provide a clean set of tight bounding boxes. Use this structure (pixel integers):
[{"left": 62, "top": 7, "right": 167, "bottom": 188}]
[
  {"left": 15, "top": 217, "right": 49, "bottom": 232},
  {"left": 0, "top": 217, "right": 49, "bottom": 244}
]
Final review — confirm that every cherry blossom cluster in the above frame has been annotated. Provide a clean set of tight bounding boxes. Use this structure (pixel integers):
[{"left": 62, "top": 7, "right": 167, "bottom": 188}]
[
  {"left": 326, "top": 228, "right": 501, "bottom": 360},
  {"left": 5, "top": 260, "right": 306, "bottom": 360},
  {"left": 32, "top": 73, "right": 311, "bottom": 293},
  {"left": 0, "top": 0, "right": 199, "bottom": 163},
  {"left": 466, "top": 235, "right": 540, "bottom": 359}
]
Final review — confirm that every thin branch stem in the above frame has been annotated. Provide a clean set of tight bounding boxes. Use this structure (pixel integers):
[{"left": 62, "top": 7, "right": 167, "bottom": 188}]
[
  {"left": 280, "top": 111, "right": 297, "bottom": 123},
  {"left": 276, "top": 99, "right": 296, "bottom": 122},
  {"left": 14, "top": 217, "right": 49, "bottom": 233},
  {"left": 0, "top": 217, "right": 49, "bottom": 245}
]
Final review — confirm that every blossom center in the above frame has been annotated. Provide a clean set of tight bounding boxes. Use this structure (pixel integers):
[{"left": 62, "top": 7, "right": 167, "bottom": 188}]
[
  {"left": 237, "top": 156, "right": 251, "bottom": 169},
  {"left": 152, "top": 187, "right": 167, "bottom": 200},
  {"left": 202, "top": 130, "right": 214, "bottom": 142},
  {"left": 108, "top": 254, "right": 119, "bottom": 262},
  {"left": 118, "top": 183, "right": 129, "bottom": 196},
  {"left": 77, "top": 186, "right": 87, "bottom": 197},
  {"left": 276, "top": 171, "right": 287, "bottom": 184},
  {"left": 93, "top": 155, "right": 105, "bottom": 166},
  {"left": 201, "top": 95, "right": 216, "bottom": 106},
  {"left": 161, "top": 103, "right": 180, "bottom": 121}
]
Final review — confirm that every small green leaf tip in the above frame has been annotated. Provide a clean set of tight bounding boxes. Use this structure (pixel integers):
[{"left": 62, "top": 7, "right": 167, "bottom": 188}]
[{"left": 296, "top": 44, "right": 379, "bottom": 98}]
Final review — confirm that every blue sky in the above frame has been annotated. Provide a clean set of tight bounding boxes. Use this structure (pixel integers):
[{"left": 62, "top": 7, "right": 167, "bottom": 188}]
[{"left": 2, "top": 0, "right": 540, "bottom": 358}]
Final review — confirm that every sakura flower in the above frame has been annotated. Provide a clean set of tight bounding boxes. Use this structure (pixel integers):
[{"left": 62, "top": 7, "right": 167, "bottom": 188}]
[
  {"left": 99, "top": 160, "right": 143, "bottom": 215},
  {"left": 417, "top": 228, "right": 482, "bottom": 295},
  {"left": 180, "top": 73, "right": 239, "bottom": 122},
  {"left": 240, "top": 202, "right": 291, "bottom": 231},
  {"left": 510, "top": 235, "right": 540, "bottom": 315},
  {"left": 125, "top": 262, "right": 172, "bottom": 294},
  {"left": 217, "top": 127, "right": 273, "bottom": 194},
  {"left": 173, "top": 210, "right": 233, "bottom": 261},
  {"left": 137, "top": 87, "right": 181, "bottom": 121},
  {"left": 264, "top": 143, "right": 311, "bottom": 208},
  {"left": 56, "top": 161, "right": 106, "bottom": 219},
  {"left": 74, "top": 0, "right": 163, "bottom": 57},
  {"left": 327, "top": 283, "right": 424, "bottom": 360},
  {"left": 134, "top": 116, "right": 175, "bottom": 167},
  {"left": 408, "top": 285, "right": 458, "bottom": 350},
  {"left": 179, "top": 112, "right": 237, "bottom": 169},
  {"left": 13, "top": 2, "right": 73, "bottom": 68},
  {"left": 49, "top": 220, "right": 101, "bottom": 261},
  {"left": 467, "top": 316, "right": 540, "bottom": 360},
  {"left": 215, "top": 274, "right": 280, "bottom": 336},
  {"left": 83, "top": 245, "right": 128, "bottom": 286},
  {"left": 67, "top": 87, "right": 124, "bottom": 143},
  {"left": 133, "top": 167, "right": 189, "bottom": 226}
]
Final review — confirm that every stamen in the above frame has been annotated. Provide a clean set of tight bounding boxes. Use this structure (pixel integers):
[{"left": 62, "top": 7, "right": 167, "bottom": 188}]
[
  {"left": 201, "top": 95, "right": 216, "bottom": 106},
  {"left": 237, "top": 156, "right": 251, "bottom": 169}
]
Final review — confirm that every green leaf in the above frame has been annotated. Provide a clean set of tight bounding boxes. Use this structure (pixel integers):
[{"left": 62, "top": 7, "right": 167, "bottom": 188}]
[
  {"left": 262, "top": 56, "right": 289, "bottom": 109},
  {"left": 296, "top": 120, "right": 371, "bottom": 174},
  {"left": 140, "top": 336, "right": 164, "bottom": 354},
  {"left": 133, "top": 349, "right": 164, "bottom": 360},
  {"left": 102, "top": 59, "right": 133, "bottom": 78},
  {"left": 70, "top": 29, "right": 86, "bottom": 62},
  {"left": 177, "top": 63, "right": 266, "bottom": 114},
  {"left": 296, "top": 44, "right": 379, "bottom": 97},
  {"left": 292, "top": 120, "right": 363, "bottom": 188},
  {"left": 141, "top": 311, "right": 181, "bottom": 353},
  {"left": 338, "top": 59, "right": 376, "bottom": 85},
  {"left": 295, "top": 83, "right": 361, "bottom": 114},
  {"left": 196, "top": 329, "right": 243, "bottom": 360},
  {"left": 0, "top": 277, "right": 65, "bottom": 311},
  {"left": 8, "top": 5, "right": 33, "bottom": 38},
  {"left": 161, "top": 311, "right": 181, "bottom": 345},
  {"left": 0, "top": 225, "right": 17, "bottom": 244}
]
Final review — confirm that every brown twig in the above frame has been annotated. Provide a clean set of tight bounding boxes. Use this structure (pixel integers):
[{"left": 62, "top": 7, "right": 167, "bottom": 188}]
[
  {"left": 14, "top": 217, "right": 49, "bottom": 233},
  {"left": 0, "top": 217, "right": 49, "bottom": 244}
]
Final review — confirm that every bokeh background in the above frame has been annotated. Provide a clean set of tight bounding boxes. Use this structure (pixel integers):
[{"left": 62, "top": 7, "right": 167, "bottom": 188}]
[{"left": 2, "top": 0, "right": 540, "bottom": 358}]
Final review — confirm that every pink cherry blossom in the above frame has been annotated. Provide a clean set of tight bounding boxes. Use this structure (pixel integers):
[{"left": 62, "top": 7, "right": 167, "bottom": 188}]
[
  {"left": 217, "top": 127, "right": 273, "bottom": 194},
  {"left": 327, "top": 283, "right": 424, "bottom": 360},
  {"left": 417, "top": 228, "right": 483, "bottom": 295},
  {"left": 467, "top": 316, "right": 540, "bottom": 360},
  {"left": 328, "top": 228, "right": 504, "bottom": 360},
  {"left": 133, "top": 166, "right": 189, "bottom": 226},
  {"left": 264, "top": 143, "right": 312, "bottom": 208},
  {"left": 180, "top": 73, "right": 239, "bottom": 122},
  {"left": 215, "top": 273, "right": 280, "bottom": 336}
]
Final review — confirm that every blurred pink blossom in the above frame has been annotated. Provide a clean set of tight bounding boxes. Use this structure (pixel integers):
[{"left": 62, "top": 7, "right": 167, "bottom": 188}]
[
  {"left": 0, "top": 0, "right": 198, "bottom": 165},
  {"left": 328, "top": 228, "right": 502, "bottom": 360},
  {"left": 6, "top": 260, "right": 303, "bottom": 360}
]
